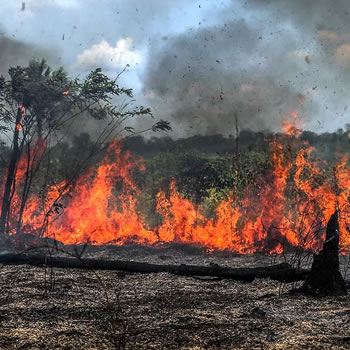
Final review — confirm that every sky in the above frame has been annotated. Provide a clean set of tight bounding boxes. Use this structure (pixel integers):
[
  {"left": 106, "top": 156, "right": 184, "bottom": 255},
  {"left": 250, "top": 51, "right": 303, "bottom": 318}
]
[{"left": 1, "top": 0, "right": 350, "bottom": 137}]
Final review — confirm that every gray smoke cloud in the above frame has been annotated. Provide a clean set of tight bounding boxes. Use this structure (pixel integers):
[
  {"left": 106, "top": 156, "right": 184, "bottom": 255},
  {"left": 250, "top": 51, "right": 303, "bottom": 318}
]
[
  {"left": 142, "top": 0, "right": 350, "bottom": 136},
  {"left": 2, "top": 1, "right": 350, "bottom": 137},
  {"left": 0, "top": 32, "right": 53, "bottom": 75}
]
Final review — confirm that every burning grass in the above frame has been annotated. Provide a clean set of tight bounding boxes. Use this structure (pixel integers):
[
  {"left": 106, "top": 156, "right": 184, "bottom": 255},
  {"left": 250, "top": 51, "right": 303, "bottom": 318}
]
[{"left": 2, "top": 112, "right": 350, "bottom": 256}]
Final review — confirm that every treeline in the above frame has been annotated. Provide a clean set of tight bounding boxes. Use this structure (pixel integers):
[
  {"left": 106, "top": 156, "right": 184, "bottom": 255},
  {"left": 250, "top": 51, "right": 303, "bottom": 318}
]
[
  {"left": 122, "top": 128, "right": 350, "bottom": 161},
  {"left": 1, "top": 127, "right": 349, "bottom": 170},
  {"left": 2, "top": 127, "right": 348, "bottom": 187}
]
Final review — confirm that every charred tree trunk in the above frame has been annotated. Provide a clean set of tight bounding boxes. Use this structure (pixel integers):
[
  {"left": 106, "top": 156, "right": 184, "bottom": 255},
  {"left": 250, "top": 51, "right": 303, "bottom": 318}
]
[
  {"left": 0, "top": 253, "right": 309, "bottom": 283},
  {"left": 0, "top": 107, "right": 23, "bottom": 234},
  {"left": 302, "top": 210, "right": 347, "bottom": 296}
]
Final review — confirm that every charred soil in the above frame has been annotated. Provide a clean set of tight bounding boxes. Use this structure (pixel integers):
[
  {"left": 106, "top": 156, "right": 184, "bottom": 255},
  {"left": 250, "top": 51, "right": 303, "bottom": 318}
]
[{"left": 0, "top": 245, "right": 349, "bottom": 349}]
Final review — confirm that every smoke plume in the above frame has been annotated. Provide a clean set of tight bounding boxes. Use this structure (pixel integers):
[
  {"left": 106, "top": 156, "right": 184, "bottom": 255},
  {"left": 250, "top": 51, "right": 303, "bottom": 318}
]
[
  {"left": 0, "top": 33, "right": 52, "bottom": 75},
  {"left": 143, "top": 0, "right": 350, "bottom": 136}
]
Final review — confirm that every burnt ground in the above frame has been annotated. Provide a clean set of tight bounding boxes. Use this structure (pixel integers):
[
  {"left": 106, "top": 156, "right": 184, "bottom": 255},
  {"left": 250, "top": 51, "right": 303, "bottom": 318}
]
[{"left": 0, "top": 244, "right": 350, "bottom": 349}]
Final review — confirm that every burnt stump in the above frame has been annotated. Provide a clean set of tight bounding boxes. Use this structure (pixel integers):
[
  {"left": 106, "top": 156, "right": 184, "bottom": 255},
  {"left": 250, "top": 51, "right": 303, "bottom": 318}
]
[{"left": 302, "top": 210, "right": 347, "bottom": 296}]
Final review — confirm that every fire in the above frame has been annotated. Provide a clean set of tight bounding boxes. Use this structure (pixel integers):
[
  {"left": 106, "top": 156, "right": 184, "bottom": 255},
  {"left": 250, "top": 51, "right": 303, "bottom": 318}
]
[
  {"left": 62, "top": 90, "right": 70, "bottom": 95},
  {"left": 281, "top": 110, "right": 303, "bottom": 136},
  {"left": 15, "top": 105, "right": 25, "bottom": 131},
  {"left": 3, "top": 138, "right": 47, "bottom": 234},
  {"left": 47, "top": 140, "right": 157, "bottom": 245},
  {"left": 3, "top": 111, "right": 350, "bottom": 254}
]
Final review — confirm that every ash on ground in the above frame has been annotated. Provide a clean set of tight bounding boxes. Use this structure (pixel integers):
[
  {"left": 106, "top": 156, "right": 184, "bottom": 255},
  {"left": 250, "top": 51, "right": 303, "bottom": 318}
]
[{"left": 0, "top": 244, "right": 349, "bottom": 349}]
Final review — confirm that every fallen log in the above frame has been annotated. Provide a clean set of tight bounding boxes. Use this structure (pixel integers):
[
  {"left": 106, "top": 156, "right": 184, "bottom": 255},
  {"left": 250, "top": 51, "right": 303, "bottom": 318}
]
[{"left": 0, "top": 253, "right": 309, "bottom": 282}]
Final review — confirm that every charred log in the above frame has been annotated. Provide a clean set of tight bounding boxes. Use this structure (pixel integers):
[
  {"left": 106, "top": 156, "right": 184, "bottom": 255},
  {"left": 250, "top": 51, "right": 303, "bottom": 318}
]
[
  {"left": 302, "top": 210, "right": 347, "bottom": 296},
  {"left": 0, "top": 253, "right": 309, "bottom": 282}
]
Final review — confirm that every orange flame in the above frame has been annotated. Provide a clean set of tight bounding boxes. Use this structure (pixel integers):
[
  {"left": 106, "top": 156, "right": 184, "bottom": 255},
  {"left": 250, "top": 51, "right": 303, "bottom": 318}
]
[
  {"left": 3, "top": 112, "right": 350, "bottom": 254},
  {"left": 15, "top": 105, "right": 25, "bottom": 131}
]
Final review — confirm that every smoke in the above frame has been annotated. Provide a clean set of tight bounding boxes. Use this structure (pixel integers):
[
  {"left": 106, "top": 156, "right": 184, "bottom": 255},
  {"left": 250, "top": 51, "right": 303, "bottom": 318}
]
[
  {"left": 142, "top": 0, "right": 350, "bottom": 136},
  {"left": 2, "top": 1, "right": 350, "bottom": 137},
  {"left": 0, "top": 33, "right": 53, "bottom": 75}
]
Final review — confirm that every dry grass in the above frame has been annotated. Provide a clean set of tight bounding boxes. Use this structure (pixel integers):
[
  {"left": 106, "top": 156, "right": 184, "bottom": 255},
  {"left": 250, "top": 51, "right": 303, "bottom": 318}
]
[{"left": 0, "top": 245, "right": 349, "bottom": 349}]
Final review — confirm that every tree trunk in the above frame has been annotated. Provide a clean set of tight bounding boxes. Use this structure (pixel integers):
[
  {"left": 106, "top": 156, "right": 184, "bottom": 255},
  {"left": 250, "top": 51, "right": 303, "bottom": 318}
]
[
  {"left": 302, "top": 210, "right": 347, "bottom": 296},
  {"left": 0, "top": 107, "right": 23, "bottom": 234},
  {"left": 16, "top": 144, "right": 33, "bottom": 234},
  {"left": 0, "top": 253, "right": 309, "bottom": 282}
]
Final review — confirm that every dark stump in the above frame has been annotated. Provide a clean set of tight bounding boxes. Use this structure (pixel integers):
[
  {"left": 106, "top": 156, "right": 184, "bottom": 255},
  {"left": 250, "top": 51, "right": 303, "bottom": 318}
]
[{"left": 302, "top": 210, "right": 347, "bottom": 296}]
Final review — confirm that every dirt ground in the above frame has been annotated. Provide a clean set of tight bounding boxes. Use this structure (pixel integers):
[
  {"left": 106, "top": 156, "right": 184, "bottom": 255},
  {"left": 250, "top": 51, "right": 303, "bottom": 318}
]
[{"left": 0, "top": 244, "right": 349, "bottom": 349}]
